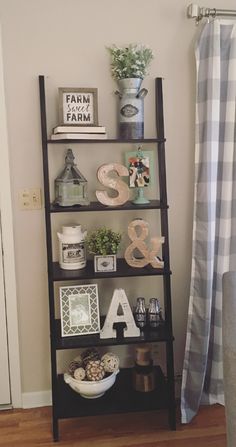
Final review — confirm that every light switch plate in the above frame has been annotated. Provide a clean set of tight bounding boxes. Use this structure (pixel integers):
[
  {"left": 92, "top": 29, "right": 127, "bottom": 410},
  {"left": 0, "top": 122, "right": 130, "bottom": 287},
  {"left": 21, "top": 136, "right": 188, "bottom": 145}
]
[{"left": 19, "top": 188, "right": 42, "bottom": 210}]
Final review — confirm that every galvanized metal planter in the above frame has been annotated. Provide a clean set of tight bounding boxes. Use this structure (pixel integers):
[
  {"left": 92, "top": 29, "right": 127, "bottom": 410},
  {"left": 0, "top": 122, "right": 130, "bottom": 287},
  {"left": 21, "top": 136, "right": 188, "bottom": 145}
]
[{"left": 116, "top": 78, "right": 148, "bottom": 139}]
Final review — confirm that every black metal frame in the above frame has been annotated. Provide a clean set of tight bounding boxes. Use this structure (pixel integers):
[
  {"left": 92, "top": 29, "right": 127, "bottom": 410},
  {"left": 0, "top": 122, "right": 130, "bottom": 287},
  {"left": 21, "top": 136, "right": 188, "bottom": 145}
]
[{"left": 39, "top": 75, "right": 176, "bottom": 441}]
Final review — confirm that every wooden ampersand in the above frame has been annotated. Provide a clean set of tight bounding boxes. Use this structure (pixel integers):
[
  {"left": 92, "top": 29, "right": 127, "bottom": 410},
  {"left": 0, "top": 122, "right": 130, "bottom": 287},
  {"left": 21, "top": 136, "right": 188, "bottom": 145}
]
[
  {"left": 96, "top": 163, "right": 130, "bottom": 206},
  {"left": 124, "top": 219, "right": 164, "bottom": 268}
]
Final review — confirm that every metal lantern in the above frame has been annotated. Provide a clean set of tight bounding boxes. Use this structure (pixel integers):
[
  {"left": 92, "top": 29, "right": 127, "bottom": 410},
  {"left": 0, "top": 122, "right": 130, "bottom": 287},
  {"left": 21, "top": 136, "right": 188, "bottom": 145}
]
[{"left": 54, "top": 149, "right": 89, "bottom": 207}]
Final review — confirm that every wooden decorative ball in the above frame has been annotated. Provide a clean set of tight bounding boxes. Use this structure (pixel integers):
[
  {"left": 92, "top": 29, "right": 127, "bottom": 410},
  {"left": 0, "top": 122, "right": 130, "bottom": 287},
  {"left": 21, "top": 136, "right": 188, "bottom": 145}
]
[
  {"left": 68, "top": 360, "right": 82, "bottom": 376},
  {"left": 82, "top": 348, "right": 100, "bottom": 366},
  {"left": 101, "top": 353, "right": 119, "bottom": 373},
  {"left": 73, "top": 354, "right": 83, "bottom": 367},
  {"left": 74, "top": 367, "right": 86, "bottom": 381},
  {"left": 85, "top": 360, "right": 105, "bottom": 381}
]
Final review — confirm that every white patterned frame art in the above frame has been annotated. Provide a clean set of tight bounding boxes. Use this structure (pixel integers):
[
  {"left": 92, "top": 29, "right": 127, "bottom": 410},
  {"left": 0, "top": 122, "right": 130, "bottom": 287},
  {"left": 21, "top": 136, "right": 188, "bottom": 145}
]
[{"left": 60, "top": 284, "right": 100, "bottom": 337}]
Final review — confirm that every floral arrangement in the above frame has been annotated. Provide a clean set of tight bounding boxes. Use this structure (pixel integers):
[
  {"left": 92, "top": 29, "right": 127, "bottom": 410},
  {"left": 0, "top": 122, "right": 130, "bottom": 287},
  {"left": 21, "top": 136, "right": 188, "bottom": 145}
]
[
  {"left": 107, "top": 43, "right": 154, "bottom": 80},
  {"left": 85, "top": 227, "right": 122, "bottom": 256}
]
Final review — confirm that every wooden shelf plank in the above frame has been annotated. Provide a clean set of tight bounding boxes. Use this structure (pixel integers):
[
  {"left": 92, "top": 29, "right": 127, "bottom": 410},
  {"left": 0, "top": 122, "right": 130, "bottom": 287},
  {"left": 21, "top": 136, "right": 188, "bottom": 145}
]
[
  {"left": 56, "top": 367, "right": 168, "bottom": 419},
  {"left": 52, "top": 259, "right": 171, "bottom": 281},
  {"left": 48, "top": 138, "right": 166, "bottom": 144},
  {"left": 54, "top": 319, "right": 173, "bottom": 350},
  {"left": 50, "top": 200, "right": 168, "bottom": 213}
]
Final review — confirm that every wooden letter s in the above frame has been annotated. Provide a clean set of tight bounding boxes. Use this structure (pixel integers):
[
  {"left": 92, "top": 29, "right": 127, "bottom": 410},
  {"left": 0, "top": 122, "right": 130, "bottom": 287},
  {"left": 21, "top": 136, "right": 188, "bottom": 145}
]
[{"left": 96, "top": 163, "right": 130, "bottom": 206}]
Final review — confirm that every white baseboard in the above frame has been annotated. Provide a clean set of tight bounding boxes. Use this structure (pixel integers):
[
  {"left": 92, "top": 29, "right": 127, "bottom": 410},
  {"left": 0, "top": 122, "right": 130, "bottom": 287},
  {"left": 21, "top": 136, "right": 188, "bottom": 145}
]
[
  {"left": 22, "top": 390, "right": 52, "bottom": 409},
  {"left": 0, "top": 404, "right": 12, "bottom": 411}
]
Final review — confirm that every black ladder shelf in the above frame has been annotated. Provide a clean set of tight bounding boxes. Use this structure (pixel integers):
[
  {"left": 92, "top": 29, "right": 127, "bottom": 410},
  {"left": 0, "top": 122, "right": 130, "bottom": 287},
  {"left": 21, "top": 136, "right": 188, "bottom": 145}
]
[{"left": 39, "top": 75, "right": 176, "bottom": 441}]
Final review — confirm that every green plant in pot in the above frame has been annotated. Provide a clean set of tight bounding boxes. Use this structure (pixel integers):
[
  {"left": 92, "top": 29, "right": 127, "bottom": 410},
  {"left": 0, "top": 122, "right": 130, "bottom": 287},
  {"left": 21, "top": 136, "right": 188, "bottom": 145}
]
[
  {"left": 107, "top": 43, "right": 154, "bottom": 140},
  {"left": 86, "top": 227, "right": 122, "bottom": 273},
  {"left": 107, "top": 43, "right": 153, "bottom": 81}
]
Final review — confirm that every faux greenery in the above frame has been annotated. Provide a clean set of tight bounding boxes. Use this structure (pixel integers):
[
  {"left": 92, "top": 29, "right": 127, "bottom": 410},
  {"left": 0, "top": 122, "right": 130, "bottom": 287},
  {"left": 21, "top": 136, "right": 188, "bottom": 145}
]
[
  {"left": 86, "top": 227, "right": 122, "bottom": 256},
  {"left": 107, "top": 44, "right": 154, "bottom": 81}
]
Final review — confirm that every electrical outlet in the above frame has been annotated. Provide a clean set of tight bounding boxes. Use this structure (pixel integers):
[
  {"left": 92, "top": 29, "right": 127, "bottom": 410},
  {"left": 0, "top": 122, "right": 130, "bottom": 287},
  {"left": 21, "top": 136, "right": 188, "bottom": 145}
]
[
  {"left": 19, "top": 188, "right": 42, "bottom": 210},
  {"left": 19, "top": 189, "right": 31, "bottom": 210}
]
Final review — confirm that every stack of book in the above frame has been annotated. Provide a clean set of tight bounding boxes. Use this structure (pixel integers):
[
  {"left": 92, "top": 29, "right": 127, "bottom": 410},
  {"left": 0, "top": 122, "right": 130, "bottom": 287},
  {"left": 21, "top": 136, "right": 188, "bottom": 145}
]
[{"left": 50, "top": 125, "right": 107, "bottom": 140}]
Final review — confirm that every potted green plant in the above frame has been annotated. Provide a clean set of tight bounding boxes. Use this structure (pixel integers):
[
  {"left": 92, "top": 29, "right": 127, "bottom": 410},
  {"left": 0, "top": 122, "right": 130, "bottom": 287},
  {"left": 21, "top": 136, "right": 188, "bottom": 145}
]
[
  {"left": 107, "top": 43, "right": 154, "bottom": 139},
  {"left": 86, "top": 227, "right": 122, "bottom": 272},
  {"left": 107, "top": 43, "right": 153, "bottom": 81}
]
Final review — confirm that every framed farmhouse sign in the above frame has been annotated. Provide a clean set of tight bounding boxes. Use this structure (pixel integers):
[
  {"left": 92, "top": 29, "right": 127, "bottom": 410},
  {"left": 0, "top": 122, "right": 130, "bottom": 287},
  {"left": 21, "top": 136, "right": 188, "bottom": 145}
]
[{"left": 58, "top": 87, "right": 98, "bottom": 126}]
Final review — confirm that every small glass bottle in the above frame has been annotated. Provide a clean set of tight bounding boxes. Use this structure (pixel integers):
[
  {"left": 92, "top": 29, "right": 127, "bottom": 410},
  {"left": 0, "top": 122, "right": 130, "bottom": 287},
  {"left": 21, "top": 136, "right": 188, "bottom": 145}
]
[
  {"left": 134, "top": 297, "right": 147, "bottom": 329},
  {"left": 148, "top": 298, "right": 161, "bottom": 328}
]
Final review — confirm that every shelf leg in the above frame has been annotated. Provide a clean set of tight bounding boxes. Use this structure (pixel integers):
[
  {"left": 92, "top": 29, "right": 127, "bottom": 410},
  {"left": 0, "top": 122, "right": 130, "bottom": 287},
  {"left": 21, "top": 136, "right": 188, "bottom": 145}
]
[
  {"left": 52, "top": 412, "right": 59, "bottom": 442},
  {"left": 166, "top": 339, "right": 176, "bottom": 430},
  {"left": 168, "top": 401, "right": 176, "bottom": 430}
]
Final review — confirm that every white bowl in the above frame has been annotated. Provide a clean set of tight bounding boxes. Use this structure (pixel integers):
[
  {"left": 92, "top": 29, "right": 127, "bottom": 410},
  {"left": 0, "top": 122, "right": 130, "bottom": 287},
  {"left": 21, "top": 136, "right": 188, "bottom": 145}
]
[{"left": 64, "top": 370, "right": 119, "bottom": 399}]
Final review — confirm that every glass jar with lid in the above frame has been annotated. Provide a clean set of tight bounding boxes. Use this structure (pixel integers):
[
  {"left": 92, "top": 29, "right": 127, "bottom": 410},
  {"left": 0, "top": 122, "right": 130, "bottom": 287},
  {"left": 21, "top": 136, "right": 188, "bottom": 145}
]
[
  {"left": 147, "top": 298, "right": 162, "bottom": 328},
  {"left": 134, "top": 297, "right": 147, "bottom": 329}
]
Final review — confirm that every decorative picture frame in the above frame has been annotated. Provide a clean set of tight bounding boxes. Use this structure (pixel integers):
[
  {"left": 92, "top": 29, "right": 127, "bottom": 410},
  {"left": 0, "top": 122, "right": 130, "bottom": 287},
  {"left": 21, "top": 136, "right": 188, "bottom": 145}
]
[
  {"left": 58, "top": 87, "right": 98, "bottom": 126},
  {"left": 94, "top": 254, "right": 117, "bottom": 272},
  {"left": 60, "top": 284, "right": 100, "bottom": 337},
  {"left": 124, "top": 149, "right": 154, "bottom": 188}
]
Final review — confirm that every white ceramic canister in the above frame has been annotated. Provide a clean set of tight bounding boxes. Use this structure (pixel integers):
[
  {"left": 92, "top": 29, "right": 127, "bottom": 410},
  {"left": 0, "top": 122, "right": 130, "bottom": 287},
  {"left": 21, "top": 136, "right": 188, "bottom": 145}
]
[{"left": 57, "top": 225, "right": 87, "bottom": 270}]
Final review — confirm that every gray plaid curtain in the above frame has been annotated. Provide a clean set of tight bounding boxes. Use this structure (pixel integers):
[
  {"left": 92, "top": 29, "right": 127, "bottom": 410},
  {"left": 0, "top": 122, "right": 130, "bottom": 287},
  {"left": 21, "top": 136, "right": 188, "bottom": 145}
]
[{"left": 181, "top": 20, "right": 236, "bottom": 423}]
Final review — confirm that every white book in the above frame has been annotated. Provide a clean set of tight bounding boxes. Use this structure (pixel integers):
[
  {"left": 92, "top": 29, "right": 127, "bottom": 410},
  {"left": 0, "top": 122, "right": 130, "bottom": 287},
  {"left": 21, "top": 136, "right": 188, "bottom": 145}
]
[
  {"left": 50, "top": 133, "right": 108, "bottom": 140},
  {"left": 53, "top": 125, "right": 106, "bottom": 134}
]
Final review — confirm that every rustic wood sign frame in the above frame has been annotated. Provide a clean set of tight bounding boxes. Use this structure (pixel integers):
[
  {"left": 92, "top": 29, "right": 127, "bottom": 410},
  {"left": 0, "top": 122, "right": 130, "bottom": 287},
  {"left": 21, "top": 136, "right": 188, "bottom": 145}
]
[{"left": 58, "top": 87, "right": 98, "bottom": 126}]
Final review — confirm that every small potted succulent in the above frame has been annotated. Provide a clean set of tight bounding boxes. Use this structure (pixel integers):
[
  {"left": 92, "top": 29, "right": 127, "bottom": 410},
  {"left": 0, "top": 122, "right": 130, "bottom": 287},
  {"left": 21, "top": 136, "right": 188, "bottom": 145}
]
[{"left": 86, "top": 227, "right": 122, "bottom": 272}]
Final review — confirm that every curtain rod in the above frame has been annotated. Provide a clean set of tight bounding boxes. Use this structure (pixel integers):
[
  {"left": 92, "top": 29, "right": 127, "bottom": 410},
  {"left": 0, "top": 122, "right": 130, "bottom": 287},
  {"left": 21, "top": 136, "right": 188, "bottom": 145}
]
[{"left": 187, "top": 3, "right": 236, "bottom": 24}]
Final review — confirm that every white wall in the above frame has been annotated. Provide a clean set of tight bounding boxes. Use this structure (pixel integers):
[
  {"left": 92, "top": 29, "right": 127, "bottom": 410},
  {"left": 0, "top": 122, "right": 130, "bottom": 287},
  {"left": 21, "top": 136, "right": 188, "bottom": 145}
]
[{"left": 0, "top": 0, "right": 234, "bottom": 396}]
